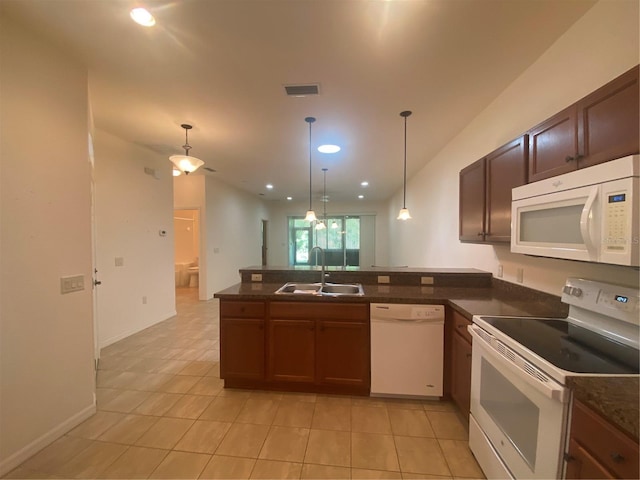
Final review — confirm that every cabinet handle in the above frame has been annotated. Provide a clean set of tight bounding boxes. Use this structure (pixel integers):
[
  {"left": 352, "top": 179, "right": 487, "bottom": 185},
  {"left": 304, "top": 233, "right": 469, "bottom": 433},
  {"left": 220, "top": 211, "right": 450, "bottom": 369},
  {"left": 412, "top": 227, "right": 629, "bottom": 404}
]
[
  {"left": 610, "top": 453, "right": 625, "bottom": 463},
  {"left": 309, "top": 325, "right": 315, "bottom": 331},
  {"left": 457, "top": 324, "right": 467, "bottom": 329},
  {"left": 564, "top": 453, "right": 575, "bottom": 462},
  {"left": 565, "top": 155, "right": 575, "bottom": 162},
  {"left": 477, "top": 232, "right": 484, "bottom": 236}
]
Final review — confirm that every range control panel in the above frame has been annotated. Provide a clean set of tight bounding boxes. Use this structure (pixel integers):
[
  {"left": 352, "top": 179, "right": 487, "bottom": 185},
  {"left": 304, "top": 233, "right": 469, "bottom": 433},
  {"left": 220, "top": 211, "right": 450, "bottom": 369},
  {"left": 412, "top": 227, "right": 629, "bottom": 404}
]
[{"left": 562, "top": 278, "right": 639, "bottom": 325}]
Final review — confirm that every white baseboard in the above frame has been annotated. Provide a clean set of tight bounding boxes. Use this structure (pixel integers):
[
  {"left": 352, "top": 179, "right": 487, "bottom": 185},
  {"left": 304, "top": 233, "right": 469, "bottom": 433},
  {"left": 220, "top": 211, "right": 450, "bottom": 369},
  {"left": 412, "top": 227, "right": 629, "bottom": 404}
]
[
  {"left": 99, "top": 309, "right": 177, "bottom": 349},
  {"left": 0, "top": 402, "right": 96, "bottom": 477}
]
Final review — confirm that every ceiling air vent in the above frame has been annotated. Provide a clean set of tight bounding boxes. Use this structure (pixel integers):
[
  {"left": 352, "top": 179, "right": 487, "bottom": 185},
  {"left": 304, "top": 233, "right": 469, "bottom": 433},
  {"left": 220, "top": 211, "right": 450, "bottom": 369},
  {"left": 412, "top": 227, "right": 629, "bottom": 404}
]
[{"left": 284, "top": 84, "right": 320, "bottom": 97}]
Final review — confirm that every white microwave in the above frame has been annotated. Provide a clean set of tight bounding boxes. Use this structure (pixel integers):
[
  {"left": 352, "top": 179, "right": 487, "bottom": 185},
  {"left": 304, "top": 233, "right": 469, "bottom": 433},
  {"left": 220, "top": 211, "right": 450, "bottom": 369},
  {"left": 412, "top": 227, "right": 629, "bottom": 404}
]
[{"left": 511, "top": 155, "right": 639, "bottom": 266}]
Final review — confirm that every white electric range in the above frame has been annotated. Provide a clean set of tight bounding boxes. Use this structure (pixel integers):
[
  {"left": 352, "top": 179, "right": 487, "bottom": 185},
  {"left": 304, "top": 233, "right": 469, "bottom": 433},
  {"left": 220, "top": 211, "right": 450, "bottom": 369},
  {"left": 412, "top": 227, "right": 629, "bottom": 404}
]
[{"left": 468, "top": 278, "right": 639, "bottom": 479}]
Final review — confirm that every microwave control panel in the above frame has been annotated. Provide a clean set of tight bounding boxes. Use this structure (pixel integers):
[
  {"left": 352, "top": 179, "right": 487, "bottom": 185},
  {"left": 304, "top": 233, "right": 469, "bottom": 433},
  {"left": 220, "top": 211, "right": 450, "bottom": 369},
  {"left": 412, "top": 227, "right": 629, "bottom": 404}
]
[{"left": 604, "top": 191, "right": 628, "bottom": 251}]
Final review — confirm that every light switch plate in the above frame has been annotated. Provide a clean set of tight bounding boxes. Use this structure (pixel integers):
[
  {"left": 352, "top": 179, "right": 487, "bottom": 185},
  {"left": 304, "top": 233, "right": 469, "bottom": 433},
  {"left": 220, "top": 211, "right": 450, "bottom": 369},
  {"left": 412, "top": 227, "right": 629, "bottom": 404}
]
[{"left": 60, "top": 275, "right": 85, "bottom": 294}]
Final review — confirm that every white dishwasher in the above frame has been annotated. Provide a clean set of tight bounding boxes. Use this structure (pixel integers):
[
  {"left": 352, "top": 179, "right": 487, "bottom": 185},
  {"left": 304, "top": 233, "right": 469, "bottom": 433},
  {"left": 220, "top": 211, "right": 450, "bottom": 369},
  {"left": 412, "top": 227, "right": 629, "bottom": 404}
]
[{"left": 370, "top": 303, "right": 444, "bottom": 398}]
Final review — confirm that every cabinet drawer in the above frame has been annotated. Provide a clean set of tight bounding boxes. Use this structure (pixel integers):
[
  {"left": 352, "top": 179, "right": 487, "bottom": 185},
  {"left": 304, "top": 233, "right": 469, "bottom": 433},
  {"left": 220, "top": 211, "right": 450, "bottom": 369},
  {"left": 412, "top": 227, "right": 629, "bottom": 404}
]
[
  {"left": 220, "top": 300, "right": 265, "bottom": 318},
  {"left": 270, "top": 301, "right": 368, "bottom": 321},
  {"left": 451, "top": 310, "right": 472, "bottom": 344},
  {"left": 570, "top": 400, "right": 639, "bottom": 480}
]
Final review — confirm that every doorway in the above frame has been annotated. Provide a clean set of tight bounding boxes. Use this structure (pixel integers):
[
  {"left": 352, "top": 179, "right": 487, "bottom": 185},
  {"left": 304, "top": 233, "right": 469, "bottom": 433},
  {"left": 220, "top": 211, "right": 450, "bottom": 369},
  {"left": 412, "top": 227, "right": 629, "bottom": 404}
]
[{"left": 174, "top": 209, "right": 200, "bottom": 289}]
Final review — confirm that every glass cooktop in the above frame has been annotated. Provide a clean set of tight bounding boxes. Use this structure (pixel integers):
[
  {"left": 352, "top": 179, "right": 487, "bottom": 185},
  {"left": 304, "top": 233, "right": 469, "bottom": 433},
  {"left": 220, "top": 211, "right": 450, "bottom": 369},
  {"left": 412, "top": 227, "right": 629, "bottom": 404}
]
[{"left": 480, "top": 316, "right": 639, "bottom": 374}]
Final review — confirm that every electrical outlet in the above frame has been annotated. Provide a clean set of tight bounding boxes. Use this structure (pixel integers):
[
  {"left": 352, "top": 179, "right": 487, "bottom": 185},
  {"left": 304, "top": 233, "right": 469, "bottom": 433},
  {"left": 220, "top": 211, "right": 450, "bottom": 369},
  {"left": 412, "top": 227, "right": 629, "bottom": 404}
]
[
  {"left": 517, "top": 268, "right": 524, "bottom": 283},
  {"left": 497, "top": 264, "right": 503, "bottom": 278},
  {"left": 421, "top": 276, "right": 434, "bottom": 285},
  {"left": 377, "top": 275, "right": 390, "bottom": 284},
  {"left": 251, "top": 273, "right": 262, "bottom": 282}
]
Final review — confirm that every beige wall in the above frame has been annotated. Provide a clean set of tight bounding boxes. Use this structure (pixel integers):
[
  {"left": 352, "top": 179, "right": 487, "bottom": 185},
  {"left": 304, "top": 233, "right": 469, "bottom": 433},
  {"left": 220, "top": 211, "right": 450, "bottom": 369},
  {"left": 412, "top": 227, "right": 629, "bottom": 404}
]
[
  {"left": 388, "top": 0, "right": 640, "bottom": 293},
  {"left": 0, "top": 13, "right": 95, "bottom": 474},
  {"left": 93, "top": 130, "right": 176, "bottom": 348}
]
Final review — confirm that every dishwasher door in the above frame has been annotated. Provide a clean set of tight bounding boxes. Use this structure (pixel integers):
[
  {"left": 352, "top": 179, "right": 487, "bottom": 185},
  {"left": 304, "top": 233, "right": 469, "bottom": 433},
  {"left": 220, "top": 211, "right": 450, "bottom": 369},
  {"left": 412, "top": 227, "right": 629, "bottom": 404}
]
[{"left": 370, "top": 303, "right": 444, "bottom": 398}]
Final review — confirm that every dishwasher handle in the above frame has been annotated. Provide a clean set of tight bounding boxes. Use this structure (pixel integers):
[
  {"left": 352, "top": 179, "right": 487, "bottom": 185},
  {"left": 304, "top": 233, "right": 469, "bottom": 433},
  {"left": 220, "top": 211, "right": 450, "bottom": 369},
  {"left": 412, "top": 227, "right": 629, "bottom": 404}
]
[{"left": 371, "top": 316, "right": 443, "bottom": 324}]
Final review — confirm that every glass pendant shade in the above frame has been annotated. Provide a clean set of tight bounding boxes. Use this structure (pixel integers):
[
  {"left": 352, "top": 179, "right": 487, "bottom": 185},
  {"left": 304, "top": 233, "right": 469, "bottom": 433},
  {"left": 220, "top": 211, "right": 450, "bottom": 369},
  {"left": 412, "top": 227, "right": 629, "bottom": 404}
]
[
  {"left": 304, "top": 117, "right": 317, "bottom": 222},
  {"left": 397, "top": 207, "right": 412, "bottom": 220},
  {"left": 305, "top": 210, "right": 317, "bottom": 222},
  {"left": 170, "top": 124, "right": 204, "bottom": 175},
  {"left": 331, "top": 221, "right": 339, "bottom": 229},
  {"left": 315, "top": 221, "right": 326, "bottom": 230},
  {"left": 170, "top": 154, "right": 204, "bottom": 174}
]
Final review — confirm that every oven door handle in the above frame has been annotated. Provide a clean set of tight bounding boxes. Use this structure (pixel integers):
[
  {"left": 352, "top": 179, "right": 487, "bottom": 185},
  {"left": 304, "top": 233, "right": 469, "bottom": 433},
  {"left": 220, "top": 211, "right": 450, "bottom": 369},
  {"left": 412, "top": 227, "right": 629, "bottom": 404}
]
[{"left": 469, "top": 325, "right": 569, "bottom": 403}]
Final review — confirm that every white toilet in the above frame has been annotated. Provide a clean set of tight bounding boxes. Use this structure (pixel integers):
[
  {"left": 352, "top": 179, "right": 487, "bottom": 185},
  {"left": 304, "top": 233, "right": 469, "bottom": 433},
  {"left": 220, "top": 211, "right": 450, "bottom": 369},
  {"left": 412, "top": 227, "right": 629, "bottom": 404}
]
[{"left": 187, "top": 266, "right": 199, "bottom": 287}]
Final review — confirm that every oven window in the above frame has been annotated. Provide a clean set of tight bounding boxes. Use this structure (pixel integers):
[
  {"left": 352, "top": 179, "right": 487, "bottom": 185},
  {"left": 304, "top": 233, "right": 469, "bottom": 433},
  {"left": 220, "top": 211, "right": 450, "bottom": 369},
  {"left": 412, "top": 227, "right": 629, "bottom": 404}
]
[
  {"left": 480, "top": 358, "right": 540, "bottom": 469},
  {"left": 520, "top": 205, "right": 583, "bottom": 243}
]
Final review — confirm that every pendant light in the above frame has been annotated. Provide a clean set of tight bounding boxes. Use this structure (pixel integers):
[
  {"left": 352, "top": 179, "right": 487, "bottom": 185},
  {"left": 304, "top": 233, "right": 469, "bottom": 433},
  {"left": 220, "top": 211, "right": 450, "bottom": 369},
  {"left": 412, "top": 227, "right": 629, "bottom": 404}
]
[
  {"left": 397, "top": 110, "right": 412, "bottom": 220},
  {"left": 169, "top": 124, "right": 205, "bottom": 175},
  {"left": 304, "top": 117, "right": 317, "bottom": 222},
  {"left": 316, "top": 168, "right": 328, "bottom": 230}
]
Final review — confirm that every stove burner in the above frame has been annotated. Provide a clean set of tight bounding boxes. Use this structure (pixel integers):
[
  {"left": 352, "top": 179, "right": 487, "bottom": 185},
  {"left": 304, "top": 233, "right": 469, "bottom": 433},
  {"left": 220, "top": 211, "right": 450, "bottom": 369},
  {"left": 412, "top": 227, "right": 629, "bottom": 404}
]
[{"left": 480, "top": 317, "right": 639, "bottom": 374}]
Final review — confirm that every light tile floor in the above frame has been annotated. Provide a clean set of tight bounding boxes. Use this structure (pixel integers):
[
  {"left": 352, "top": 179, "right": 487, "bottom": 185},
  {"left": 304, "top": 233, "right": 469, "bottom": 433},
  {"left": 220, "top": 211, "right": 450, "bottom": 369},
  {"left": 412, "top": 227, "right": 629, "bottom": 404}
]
[{"left": 5, "top": 288, "right": 484, "bottom": 479}]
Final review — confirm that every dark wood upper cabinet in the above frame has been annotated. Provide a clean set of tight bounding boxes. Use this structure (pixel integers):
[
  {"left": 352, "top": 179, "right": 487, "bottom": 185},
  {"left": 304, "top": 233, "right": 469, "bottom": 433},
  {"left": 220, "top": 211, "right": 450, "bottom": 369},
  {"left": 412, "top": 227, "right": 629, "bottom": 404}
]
[
  {"left": 578, "top": 65, "right": 639, "bottom": 169},
  {"left": 459, "top": 159, "right": 486, "bottom": 242},
  {"left": 460, "top": 135, "right": 527, "bottom": 243},
  {"left": 529, "top": 65, "right": 639, "bottom": 182},
  {"left": 485, "top": 136, "right": 528, "bottom": 242},
  {"left": 528, "top": 105, "right": 578, "bottom": 182}
]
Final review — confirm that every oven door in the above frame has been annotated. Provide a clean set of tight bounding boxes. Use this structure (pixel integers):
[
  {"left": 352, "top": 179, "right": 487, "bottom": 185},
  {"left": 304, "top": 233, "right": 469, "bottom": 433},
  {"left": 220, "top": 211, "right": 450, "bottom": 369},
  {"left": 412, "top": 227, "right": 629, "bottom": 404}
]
[{"left": 469, "top": 325, "right": 570, "bottom": 480}]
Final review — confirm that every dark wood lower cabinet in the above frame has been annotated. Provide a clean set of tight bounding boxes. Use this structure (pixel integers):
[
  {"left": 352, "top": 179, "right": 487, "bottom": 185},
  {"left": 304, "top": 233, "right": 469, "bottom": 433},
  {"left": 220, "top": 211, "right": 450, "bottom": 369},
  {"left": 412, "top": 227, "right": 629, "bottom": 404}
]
[
  {"left": 268, "top": 318, "right": 315, "bottom": 383},
  {"left": 220, "top": 317, "right": 265, "bottom": 381},
  {"left": 220, "top": 299, "right": 370, "bottom": 395},
  {"left": 565, "top": 400, "right": 639, "bottom": 479},
  {"left": 448, "top": 309, "right": 472, "bottom": 419},
  {"left": 317, "top": 319, "right": 369, "bottom": 387}
]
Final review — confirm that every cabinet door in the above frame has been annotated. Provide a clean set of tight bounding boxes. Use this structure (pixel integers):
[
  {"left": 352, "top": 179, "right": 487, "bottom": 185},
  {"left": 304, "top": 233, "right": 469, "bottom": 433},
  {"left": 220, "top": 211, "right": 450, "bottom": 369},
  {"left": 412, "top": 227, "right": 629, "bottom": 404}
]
[
  {"left": 220, "top": 318, "right": 265, "bottom": 380},
  {"left": 268, "top": 319, "right": 316, "bottom": 383},
  {"left": 459, "top": 158, "right": 486, "bottom": 242},
  {"left": 578, "top": 65, "right": 639, "bottom": 169},
  {"left": 565, "top": 439, "right": 616, "bottom": 480},
  {"left": 528, "top": 105, "right": 579, "bottom": 182},
  {"left": 485, "top": 136, "right": 528, "bottom": 242},
  {"left": 316, "top": 320, "right": 369, "bottom": 388},
  {"left": 450, "top": 331, "right": 472, "bottom": 418}
]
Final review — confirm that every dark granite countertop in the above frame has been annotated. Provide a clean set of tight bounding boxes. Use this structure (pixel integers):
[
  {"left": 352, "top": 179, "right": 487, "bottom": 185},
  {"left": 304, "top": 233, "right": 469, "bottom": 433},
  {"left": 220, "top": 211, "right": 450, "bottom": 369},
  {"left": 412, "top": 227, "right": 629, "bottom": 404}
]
[
  {"left": 214, "top": 282, "right": 566, "bottom": 318},
  {"left": 567, "top": 376, "right": 639, "bottom": 441}
]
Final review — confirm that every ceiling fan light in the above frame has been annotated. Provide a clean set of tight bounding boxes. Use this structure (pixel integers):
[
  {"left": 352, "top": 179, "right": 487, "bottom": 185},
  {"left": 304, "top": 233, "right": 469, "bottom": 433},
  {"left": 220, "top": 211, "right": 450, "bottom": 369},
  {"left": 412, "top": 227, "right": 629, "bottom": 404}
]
[
  {"left": 397, "top": 207, "right": 412, "bottom": 220},
  {"left": 172, "top": 168, "right": 182, "bottom": 177}
]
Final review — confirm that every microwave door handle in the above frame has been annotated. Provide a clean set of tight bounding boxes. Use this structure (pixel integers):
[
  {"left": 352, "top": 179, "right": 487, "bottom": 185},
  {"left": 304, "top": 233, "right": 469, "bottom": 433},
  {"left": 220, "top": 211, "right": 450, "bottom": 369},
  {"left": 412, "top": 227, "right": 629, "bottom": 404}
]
[{"left": 580, "top": 186, "right": 598, "bottom": 256}]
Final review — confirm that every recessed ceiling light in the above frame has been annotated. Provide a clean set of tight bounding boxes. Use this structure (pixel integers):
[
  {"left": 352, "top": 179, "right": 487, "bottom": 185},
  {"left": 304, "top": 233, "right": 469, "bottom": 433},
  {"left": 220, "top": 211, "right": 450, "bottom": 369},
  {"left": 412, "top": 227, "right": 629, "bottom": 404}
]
[
  {"left": 266, "top": 184, "right": 274, "bottom": 190},
  {"left": 360, "top": 181, "right": 369, "bottom": 187},
  {"left": 286, "top": 196, "right": 292, "bottom": 201},
  {"left": 130, "top": 7, "right": 156, "bottom": 27},
  {"left": 358, "top": 195, "right": 364, "bottom": 199},
  {"left": 318, "top": 144, "right": 341, "bottom": 154}
]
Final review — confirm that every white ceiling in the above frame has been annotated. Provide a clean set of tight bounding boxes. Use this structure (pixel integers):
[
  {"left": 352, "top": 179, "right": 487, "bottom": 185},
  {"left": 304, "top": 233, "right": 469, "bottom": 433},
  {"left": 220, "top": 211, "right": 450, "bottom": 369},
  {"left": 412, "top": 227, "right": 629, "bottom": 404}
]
[{"left": 4, "top": 0, "right": 596, "bottom": 203}]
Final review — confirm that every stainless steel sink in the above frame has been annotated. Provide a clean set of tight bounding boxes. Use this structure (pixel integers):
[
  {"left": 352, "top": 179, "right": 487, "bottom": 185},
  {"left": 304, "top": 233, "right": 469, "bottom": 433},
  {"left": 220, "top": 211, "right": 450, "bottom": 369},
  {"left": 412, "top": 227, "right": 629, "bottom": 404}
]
[
  {"left": 274, "top": 282, "right": 364, "bottom": 296},
  {"left": 320, "top": 283, "right": 364, "bottom": 296},
  {"left": 274, "top": 283, "right": 322, "bottom": 295}
]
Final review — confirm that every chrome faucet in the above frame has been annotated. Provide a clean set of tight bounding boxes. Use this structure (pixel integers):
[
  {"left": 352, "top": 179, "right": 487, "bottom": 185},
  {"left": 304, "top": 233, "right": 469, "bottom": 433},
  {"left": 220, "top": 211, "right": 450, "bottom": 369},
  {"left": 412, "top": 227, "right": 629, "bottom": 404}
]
[{"left": 310, "top": 246, "right": 326, "bottom": 285}]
